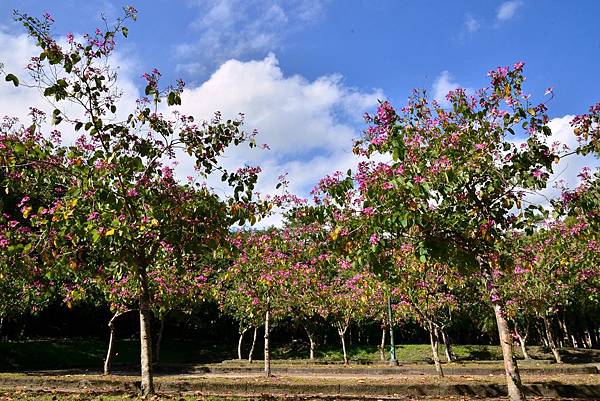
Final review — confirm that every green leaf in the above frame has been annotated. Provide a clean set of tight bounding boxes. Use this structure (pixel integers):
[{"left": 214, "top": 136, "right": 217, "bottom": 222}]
[
  {"left": 5, "top": 73, "right": 19, "bottom": 87},
  {"left": 167, "top": 91, "right": 176, "bottom": 106},
  {"left": 122, "top": 26, "right": 129, "bottom": 38}
]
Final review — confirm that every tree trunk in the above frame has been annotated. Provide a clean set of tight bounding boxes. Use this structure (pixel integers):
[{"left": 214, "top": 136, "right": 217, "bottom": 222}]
[
  {"left": 543, "top": 315, "right": 563, "bottom": 364},
  {"left": 104, "top": 312, "right": 119, "bottom": 375},
  {"left": 494, "top": 303, "right": 526, "bottom": 401},
  {"left": 249, "top": 326, "right": 258, "bottom": 363},
  {"left": 590, "top": 323, "right": 600, "bottom": 348},
  {"left": 264, "top": 308, "right": 271, "bottom": 377},
  {"left": 387, "top": 296, "right": 398, "bottom": 365},
  {"left": 0, "top": 317, "right": 4, "bottom": 337},
  {"left": 440, "top": 328, "right": 456, "bottom": 363},
  {"left": 154, "top": 317, "right": 165, "bottom": 365},
  {"left": 428, "top": 322, "right": 444, "bottom": 377},
  {"left": 558, "top": 313, "right": 572, "bottom": 348},
  {"left": 304, "top": 324, "right": 315, "bottom": 360},
  {"left": 536, "top": 323, "right": 549, "bottom": 347},
  {"left": 379, "top": 325, "right": 386, "bottom": 361},
  {"left": 337, "top": 323, "right": 348, "bottom": 365},
  {"left": 238, "top": 327, "right": 248, "bottom": 360},
  {"left": 514, "top": 322, "right": 531, "bottom": 361},
  {"left": 138, "top": 267, "right": 154, "bottom": 396},
  {"left": 103, "top": 309, "right": 136, "bottom": 375}
]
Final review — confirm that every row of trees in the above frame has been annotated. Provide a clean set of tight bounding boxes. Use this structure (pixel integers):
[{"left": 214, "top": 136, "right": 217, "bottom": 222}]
[{"left": 0, "top": 9, "right": 598, "bottom": 401}]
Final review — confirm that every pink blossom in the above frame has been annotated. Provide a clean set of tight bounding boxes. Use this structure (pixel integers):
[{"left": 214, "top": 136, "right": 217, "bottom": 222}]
[{"left": 362, "top": 207, "right": 374, "bottom": 216}]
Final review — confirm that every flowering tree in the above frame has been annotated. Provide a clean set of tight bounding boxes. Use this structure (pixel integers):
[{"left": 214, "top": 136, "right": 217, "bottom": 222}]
[
  {"left": 391, "top": 254, "right": 464, "bottom": 376},
  {"left": 0, "top": 115, "right": 62, "bottom": 332},
  {"left": 2, "top": 10, "right": 265, "bottom": 395},
  {"left": 501, "top": 217, "right": 596, "bottom": 363},
  {"left": 220, "top": 228, "right": 303, "bottom": 376},
  {"left": 313, "top": 63, "right": 562, "bottom": 401}
]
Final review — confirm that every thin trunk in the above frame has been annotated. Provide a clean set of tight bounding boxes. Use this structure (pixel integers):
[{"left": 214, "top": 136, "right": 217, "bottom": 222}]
[
  {"left": 514, "top": 323, "right": 531, "bottom": 360},
  {"left": 570, "top": 334, "right": 580, "bottom": 348},
  {"left": 558, "top": 313, "right": 572, "bottom": 348},
  {"left": 518, "top": 335, "right": 530, "bottom": 360},
  {"left": 304, "top": 324, "right": 315, "bottom": 360},
  {"left": 428, "top": 322, "right": 444, "bottom": 377},
  {"left": 494, "top": 303, "right": 526, "bottom": 401},
  {"left": 103, "top": 310, "right": 136, "bottom": 375},
  {"left": 138, "top": 266, "right": 154, "bottom": 396},
  {"left": 104, "top": 312, "right": 120, "bottom": 375},
  {"left": 238, "top": 327, "right": 248, "bottom": 360},
  {"left": 440, "top": 328, "right": 456, "bottom": 362},
  {"left": 379, "top": 325, "right": 386, "bottom": 361},
  {"left": 543, "top": 315, "right": 563, "bottom": 364},
  {"left": 154, "top": 317, "right": 165, "bottom": 364},
  {"left": 536, "top": 323, "right": 549, "bottom": 347},
  {"left": 264, "top": 307, "right": 271, "bottom": 377},
  {"left": 387, "top": 296, "right": 398, "bottom": 365},
  {"left": 337, "top": 323, "right": 348, "bottom": 365},
  {"left": 249, "top": 326, "right": 258, "bottom": 363},
  {"left": 583, "top": 330, "right": 592, "bottom": 348},
  {"left": 0, "top": 317, "right": 4, "bottom": 337},
  {"left": 587, "top": 321, "right": 598, "bottom": 348}
]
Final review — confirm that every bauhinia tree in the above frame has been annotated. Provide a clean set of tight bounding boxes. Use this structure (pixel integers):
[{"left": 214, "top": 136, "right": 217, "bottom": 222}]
[
  {"left": 0, "top": 114, "right": 61, "bottom": 334},
  {"left": 313, "top": 63, "right": 562, "bottom": 400},
  {"left": 3, "top": 10, "right": 266, "bottom": 395}
]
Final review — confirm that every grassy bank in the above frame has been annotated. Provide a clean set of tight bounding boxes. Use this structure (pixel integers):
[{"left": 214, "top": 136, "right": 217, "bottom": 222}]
[{"left": 1, "top": 339, "right": 599, "bottom": 371}]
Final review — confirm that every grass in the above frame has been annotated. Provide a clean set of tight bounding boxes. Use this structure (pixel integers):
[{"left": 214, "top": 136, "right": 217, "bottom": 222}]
[
  {"left": 0, "top": 339, "right": 235, "bottom": 371},
  {"left": 1, "top": 338, "right": 599, "bottom": 371},
  {"left": 271, "top": 343, "right": 600, "bottom": 364}
]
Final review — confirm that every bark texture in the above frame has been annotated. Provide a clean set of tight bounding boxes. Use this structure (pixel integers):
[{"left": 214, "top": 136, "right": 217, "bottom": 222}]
[
  {"left": 379, "top": 326, "right": 386, "bottom": 361},
  {"left": 138, "top": 267, "right": 154, "bottom": 396},
  {"left": 238, "top": 327, "right": 247, "bottom": 360},
  {"left": 494, "top": 303, "right": 526, "bottom": 401},
  {"left": 337, "top": 323, "right": 349, "bottom": 365},
  {"left": 440, "top": 328, "right": 456, "bottom": 363},
  {"left": 428, "top": 322, "right": 444, "bottom": 377},
  {"left": 543, "top": 314, "right": 563, "bottom": 364},
  {"left": 264, "top": 308, "right": 271, "bottom": 377},
  {"left": 249, "top": 326, "right": 258, "bottom": 362}
]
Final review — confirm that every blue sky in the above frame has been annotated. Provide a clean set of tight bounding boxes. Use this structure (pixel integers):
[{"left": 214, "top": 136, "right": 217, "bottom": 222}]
[
  {"left": 0, "top": 1, "right": 598, "bottom": 217},
  {"left": 2, "top": 1, "right": 598, "bottom": 114}
]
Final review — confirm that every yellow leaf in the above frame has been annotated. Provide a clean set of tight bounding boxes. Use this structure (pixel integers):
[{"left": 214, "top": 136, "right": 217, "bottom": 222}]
[
  {"left": 105, "top": 228, "right": 115, "bottom": 236},
  {"left": 22, "top": 206, "right": 32, "bottom": 219}
]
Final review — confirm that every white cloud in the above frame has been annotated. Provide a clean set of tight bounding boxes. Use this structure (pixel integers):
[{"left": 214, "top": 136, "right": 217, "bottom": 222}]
[
  {"left": 176, "top": 0, "right": 327, "bottom": 76},
  {"left": 0, "top": 29, "right": 379, "bottom": 229},
  {"left": 496, "top": 1, "right": 522, "bottom": 22},
  {"left": 0, "top": 30, "right": 46, "bottom": 122},
  {"left": 0, "top": 29, "right": 141, "bottom": 146},
  {"left": 172, "top": 53, "right": 382, "bottom": 203},
  {"left": 465, "top": 16, "right": 480, "bottom": 33},
  {"left": 432, "top": 71, "right": 461, "bottom": 107},
  {"left": 513, "top": 115, "right": 597, "bottom": 209}
]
